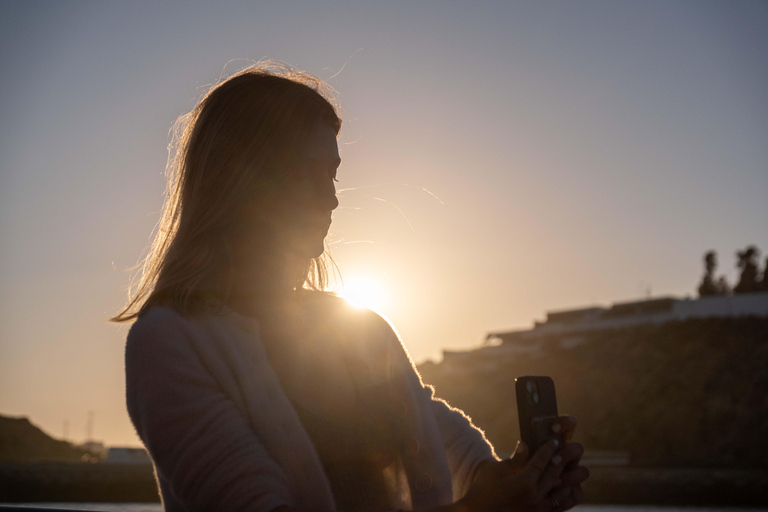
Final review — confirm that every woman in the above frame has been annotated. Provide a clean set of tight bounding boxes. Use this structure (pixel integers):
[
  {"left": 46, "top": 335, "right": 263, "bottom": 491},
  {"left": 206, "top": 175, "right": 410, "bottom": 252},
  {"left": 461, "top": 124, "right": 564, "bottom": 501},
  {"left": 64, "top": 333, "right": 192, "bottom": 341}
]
[{"left": 113, "top": 63, "right": 588, "bottom": 512}]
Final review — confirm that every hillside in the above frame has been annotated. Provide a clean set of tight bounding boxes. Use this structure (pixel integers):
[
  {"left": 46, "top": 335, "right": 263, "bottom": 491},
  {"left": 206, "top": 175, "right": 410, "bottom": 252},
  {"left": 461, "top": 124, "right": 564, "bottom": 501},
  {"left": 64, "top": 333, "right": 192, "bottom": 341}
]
[
  {"left": 0, "top": 414, "right": 87, "bottom": 463},
  {"left": 419, "top": 316, "right": 768, "bottom": 468}
]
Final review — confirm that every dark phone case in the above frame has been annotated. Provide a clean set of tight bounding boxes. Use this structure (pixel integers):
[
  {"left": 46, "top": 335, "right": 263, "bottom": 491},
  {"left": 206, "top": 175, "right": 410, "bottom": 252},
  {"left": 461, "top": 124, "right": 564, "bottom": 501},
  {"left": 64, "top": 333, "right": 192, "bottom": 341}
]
[{"left": 515, "top": 376, "right": 561, "bottom": 454}]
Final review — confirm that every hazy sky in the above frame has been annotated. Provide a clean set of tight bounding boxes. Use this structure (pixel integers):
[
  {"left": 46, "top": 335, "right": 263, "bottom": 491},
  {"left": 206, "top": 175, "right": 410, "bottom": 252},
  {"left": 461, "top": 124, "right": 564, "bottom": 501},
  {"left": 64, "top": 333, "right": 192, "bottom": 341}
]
[{"left": 1, "top": 1, "right": 766, "bottom": 446}]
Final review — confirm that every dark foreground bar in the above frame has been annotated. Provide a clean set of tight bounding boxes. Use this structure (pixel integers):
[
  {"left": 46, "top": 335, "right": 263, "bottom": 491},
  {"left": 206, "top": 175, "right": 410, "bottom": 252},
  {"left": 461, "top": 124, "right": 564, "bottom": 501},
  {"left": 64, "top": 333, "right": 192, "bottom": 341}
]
[
  {"left": 0, "top": 463, "right": 159, "bottom": 503},
  {"left": 1, "top": 463, "right": 767, "bottom": 507},
  {"left": 0, "top": 508, "right": 107, "bottom": 512},
  {"left": 582, "top": 466, "right": 768, "bottom": 507}
]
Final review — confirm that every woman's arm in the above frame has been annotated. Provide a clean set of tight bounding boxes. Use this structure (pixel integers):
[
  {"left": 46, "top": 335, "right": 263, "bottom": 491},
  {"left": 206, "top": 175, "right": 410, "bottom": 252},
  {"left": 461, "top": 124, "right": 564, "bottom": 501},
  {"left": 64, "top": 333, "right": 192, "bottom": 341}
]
[
  {"left": 125, "top": 309, "right": 294, "bottom": 512},
  {"left": 269, "top": 440, "right": 564, "bottom": 512},
  {"left": 375, "top": 314, "right": 587, "bottom": 509},
  {"left": 376, "top": 317, "right": 497, "bottom": 499},
  {"left": 428, "top": 392, "right": 498, "bottom": 498}
]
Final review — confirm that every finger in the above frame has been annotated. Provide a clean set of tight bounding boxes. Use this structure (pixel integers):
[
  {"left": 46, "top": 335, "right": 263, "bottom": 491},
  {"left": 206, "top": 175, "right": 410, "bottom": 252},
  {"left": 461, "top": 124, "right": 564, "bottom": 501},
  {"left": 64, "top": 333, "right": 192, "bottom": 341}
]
[
  {"left": 555, "top": 415, "right": 577, "bottom": 442},
  {"left": 535, "top": 451, "right": 566, "bottom": 499},
  {"left": 557, "top": 442, "right": 584, "bottom": 469},
  {"left": 558, "top": 465, "right": 590, "bottom": 488},
  {"left": 504, "top": 441, "right": 529, "bottom": 473},
  {"left": 519, "top": 439, "right": 559, "bottom": 481}
]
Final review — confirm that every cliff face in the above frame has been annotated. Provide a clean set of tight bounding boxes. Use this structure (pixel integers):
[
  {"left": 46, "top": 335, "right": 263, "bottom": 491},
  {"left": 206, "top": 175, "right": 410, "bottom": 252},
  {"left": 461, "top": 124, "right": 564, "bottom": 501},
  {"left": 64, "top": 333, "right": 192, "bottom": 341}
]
[
  {"left": 419, "top": 316, "right": 768, "bottom": 468},
  {"left": 0, "top": 415, "right": 87, "bottom": 463}
]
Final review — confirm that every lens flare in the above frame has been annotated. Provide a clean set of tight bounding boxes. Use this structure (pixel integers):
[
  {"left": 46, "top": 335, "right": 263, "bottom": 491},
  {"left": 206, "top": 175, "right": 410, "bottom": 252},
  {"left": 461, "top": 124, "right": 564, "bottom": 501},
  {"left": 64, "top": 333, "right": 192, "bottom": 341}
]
[{"left": 339, "top": 274, "right": 390, "bottom": 313}]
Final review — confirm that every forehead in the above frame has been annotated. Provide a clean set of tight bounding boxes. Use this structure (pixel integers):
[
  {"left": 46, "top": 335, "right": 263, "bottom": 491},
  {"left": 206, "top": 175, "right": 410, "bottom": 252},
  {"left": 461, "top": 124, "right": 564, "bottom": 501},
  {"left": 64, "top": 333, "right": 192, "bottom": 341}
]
[{"left": 304, "top": 124, "right": 340, "bottom": 164}]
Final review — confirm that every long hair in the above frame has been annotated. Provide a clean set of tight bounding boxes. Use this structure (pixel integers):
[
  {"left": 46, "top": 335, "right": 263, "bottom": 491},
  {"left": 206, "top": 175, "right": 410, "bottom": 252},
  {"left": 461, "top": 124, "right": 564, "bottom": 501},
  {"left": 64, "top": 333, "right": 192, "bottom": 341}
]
[{"left": 111, "top": 62, "right": 341, "bottom": 323}]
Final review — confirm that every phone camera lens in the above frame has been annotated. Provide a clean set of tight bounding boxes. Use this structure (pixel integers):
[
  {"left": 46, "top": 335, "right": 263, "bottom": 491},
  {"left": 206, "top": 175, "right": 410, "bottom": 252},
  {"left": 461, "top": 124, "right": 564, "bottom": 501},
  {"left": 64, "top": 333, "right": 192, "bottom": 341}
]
[
  {"left": 526, "top": 381, "right": 534, "bottom": 393},
  {"left": 533, "top": 392, "right": 540, "bottom": 404}
]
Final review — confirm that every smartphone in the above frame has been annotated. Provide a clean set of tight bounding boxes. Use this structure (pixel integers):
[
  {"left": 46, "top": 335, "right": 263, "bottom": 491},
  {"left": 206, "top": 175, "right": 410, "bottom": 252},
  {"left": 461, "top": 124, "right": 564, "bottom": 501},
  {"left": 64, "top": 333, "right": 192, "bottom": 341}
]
[{"left": 515, "top": 376, "right": 562, "bottom": 454}]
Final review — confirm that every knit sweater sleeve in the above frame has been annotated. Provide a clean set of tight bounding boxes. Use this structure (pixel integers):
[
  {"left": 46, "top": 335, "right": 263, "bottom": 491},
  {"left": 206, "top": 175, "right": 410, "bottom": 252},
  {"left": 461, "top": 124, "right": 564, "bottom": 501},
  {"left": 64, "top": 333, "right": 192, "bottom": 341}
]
[
  {"left": 428, "top": 392, "right": 498, "bottom": 500},
  {"left": 125, "top": 308, "right": 293, "bottom": 512},
  {"left": 374, "top": 314, "right": 498, "bottom": 501}
]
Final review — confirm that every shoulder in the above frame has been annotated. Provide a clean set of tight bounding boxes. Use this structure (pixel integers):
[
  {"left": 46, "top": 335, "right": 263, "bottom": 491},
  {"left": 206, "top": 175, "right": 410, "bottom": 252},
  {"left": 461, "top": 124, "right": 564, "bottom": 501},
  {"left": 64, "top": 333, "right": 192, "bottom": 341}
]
[
  {"left": 305, "top": 291, "right": 414, "bottom": 370},
  {"left": 124, "top": 305, "right": 248, "bottom": 392},
  {"left": 125, "top": 305, "right": 221, "bottom": 367},
  {"left": 304, "top": 290, "right": 398, "bottom": 340},
  {"left": 127, "top": 306, "right": 196, "bottom": 347}
]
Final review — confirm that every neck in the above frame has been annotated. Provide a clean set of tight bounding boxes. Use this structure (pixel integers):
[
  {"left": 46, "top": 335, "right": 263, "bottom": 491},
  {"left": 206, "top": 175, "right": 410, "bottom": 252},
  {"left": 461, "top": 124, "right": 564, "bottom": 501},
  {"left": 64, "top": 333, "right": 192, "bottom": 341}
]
[{"left": 226, "top": 234, "right": 308, "bottom": 318}]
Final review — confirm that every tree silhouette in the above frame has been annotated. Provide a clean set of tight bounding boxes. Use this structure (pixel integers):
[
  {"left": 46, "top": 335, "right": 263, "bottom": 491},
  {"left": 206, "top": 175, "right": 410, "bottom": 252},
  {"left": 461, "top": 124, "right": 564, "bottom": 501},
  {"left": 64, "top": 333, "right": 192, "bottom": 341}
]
[
  {"left": 698, "top": 251, "right": 729, "bottom": 297},
  {"left": 762, "top": 257, "right": 768, "bottom": 292},
  {"left": 698, "top": 251, "right": 719, "bottom": 296},
  {"left": 716, "top": 276, "right": 731, "bottom": 295},
  {"left": 734, "top": 246, "right": 761, "bottom": 294}
]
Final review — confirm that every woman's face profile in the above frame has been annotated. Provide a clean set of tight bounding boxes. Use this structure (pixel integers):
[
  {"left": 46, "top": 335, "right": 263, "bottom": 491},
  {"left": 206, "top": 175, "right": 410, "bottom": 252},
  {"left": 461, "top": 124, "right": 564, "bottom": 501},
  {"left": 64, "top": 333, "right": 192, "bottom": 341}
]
[{"left": 255, "top": 122, "right": 340, "bottom": 260}]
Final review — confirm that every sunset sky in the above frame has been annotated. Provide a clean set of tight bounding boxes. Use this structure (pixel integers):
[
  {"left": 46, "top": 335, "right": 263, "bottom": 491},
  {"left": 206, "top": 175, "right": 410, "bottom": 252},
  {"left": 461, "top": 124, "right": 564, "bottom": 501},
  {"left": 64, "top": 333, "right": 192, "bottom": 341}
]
[{"left": 1, "top": 1, "right": 766, "bottom": 447}]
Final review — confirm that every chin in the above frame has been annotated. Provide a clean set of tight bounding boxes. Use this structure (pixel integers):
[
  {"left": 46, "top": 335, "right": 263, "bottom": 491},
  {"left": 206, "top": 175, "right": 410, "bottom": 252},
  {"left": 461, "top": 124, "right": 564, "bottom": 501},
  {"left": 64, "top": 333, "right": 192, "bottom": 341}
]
[
  {"left": 285, "top": 228, "right": 327, "bottom": 260},
  {"left": 292, "top": 240, "right": 326, "bottom": 260},
  {"left": 307, "top": 244, "right": 326, "bottom": 259}
]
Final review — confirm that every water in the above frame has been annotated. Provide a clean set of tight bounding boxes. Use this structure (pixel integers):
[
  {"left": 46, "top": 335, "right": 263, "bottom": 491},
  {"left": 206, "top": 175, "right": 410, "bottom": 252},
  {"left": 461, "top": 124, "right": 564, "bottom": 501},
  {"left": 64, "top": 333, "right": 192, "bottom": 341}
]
[
  {"left": 0, "top": 506, "right": 160, "bottom": 512},
  {"left": 2, "top": 505, "right": 766, "bottom": 512}
]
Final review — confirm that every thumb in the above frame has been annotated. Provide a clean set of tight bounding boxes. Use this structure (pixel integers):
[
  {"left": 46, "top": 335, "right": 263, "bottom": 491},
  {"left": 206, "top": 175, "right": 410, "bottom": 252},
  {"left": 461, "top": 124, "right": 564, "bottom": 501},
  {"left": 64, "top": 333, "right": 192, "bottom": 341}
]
[{"left": 504, "top": 441, "right": 529, "bottom": 473}]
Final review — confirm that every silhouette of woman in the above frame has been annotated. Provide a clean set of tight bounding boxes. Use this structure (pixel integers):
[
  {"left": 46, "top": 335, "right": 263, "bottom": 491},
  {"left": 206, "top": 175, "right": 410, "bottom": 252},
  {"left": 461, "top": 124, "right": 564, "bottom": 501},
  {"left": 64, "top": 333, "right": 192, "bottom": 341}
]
[{"left": 113, "top": 63, "right": 588, "bottom": 512}]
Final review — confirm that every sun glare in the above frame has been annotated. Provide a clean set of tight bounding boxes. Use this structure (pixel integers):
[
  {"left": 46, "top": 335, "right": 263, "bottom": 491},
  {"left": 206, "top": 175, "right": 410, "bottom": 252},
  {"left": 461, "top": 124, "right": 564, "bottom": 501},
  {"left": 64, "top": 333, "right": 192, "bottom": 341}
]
[{"left": 339, "top": 274, "right": 390, "bottom": 313}]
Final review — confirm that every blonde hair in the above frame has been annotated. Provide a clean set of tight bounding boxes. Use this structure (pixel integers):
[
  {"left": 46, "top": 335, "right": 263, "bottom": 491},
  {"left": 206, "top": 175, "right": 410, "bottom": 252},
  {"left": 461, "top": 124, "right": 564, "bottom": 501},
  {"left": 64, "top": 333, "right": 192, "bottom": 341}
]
[{"left": 111, "top": 62, "right": 341, "bottom": 323}]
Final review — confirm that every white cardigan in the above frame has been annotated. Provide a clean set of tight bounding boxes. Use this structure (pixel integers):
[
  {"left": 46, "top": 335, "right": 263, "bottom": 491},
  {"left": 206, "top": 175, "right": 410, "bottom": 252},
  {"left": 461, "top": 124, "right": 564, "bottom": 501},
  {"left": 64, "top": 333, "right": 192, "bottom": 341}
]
[{"left": 125, "top": 300, "right": 497, "bottom": 511}]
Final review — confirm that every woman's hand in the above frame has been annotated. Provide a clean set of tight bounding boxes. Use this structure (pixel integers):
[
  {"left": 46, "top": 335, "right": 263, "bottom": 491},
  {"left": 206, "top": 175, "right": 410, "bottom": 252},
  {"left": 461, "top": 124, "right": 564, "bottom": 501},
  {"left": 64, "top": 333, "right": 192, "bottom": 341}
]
[
  {"left": 458, "top": 439, "right": 564, "bottom": 512},
  {"left": 461, "top": 415, "right": 589, "bottom": 512}
]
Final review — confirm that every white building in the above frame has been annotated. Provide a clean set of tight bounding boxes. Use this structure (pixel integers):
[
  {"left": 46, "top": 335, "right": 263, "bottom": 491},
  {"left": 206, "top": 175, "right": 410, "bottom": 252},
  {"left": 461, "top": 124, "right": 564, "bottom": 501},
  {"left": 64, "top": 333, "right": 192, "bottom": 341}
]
[
  {"left": 491, "top": 292, "right": 768, "bottom": 341},
  {"left": 440, "top": 292, "right": 768, "bottom": 373},
  {"left": 105, "top": 446, "right": 152, "bottom": 465}
]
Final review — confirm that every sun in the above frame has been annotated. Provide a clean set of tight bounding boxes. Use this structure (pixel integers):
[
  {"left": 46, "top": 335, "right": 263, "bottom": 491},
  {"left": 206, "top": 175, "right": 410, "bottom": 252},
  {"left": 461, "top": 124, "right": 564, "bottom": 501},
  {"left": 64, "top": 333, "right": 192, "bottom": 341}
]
[{"left": 339, "top": 274, "right": 390, "bottom": 313}]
